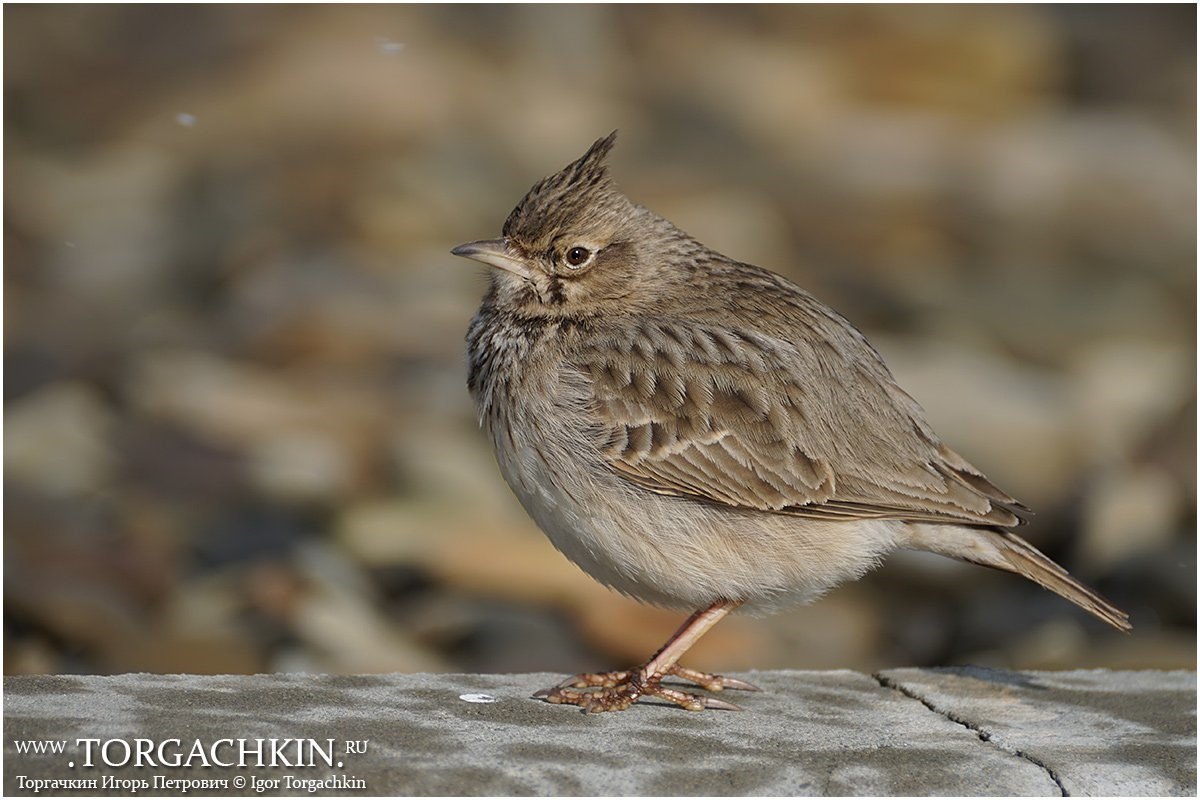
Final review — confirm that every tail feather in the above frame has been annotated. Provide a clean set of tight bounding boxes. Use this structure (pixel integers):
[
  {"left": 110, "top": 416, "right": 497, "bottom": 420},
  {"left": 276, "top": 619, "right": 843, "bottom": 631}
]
[{"left": 901, "top": 524, "right": 1132, "bottom": 632}]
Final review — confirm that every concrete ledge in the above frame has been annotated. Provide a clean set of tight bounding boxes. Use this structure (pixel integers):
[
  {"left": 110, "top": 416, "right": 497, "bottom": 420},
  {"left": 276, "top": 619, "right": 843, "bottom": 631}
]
[{"left": 3, "top": 668, "right": 1194, "bottom": 796}]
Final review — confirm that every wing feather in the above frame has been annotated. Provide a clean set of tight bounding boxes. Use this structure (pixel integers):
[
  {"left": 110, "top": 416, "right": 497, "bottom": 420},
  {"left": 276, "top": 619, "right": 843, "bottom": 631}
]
[{"left": 577, "top": 317, "right": 1027, "bottom": 528}]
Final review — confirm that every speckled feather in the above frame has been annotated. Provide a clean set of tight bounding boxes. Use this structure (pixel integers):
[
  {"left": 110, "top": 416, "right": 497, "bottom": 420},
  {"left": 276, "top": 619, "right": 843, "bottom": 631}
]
[{"left": 577, "top": 299, "right": 1030, "bottom": 528}]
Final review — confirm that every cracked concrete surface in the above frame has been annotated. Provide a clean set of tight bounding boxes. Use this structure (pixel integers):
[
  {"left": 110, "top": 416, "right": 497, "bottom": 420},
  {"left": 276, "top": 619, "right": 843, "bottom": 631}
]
[
  {"left": 3, "top": 669, "right": 1194, "bottom": 796},
  {"left": 876, "top": 667, "right": 1196, "bottom": 797},
  {"left": 874, "top": 670, "right": 1070, "bottom": 794}
]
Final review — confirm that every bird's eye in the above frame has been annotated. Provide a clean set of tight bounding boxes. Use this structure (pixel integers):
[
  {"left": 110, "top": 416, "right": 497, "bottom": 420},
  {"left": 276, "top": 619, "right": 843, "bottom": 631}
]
[{"left": 565, "top": 246, "right": 591, "bottom": 268}]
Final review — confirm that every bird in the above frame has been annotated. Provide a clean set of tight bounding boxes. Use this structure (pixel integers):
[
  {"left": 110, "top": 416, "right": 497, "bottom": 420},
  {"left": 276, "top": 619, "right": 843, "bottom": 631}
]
[{"left": 451, "top": 131, "right": 1131, "bottom": 713}]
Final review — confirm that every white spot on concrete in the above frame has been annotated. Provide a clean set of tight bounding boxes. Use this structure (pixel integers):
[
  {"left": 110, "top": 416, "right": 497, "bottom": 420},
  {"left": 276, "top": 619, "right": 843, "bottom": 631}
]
[
  {"left": 459, "top": 693, "right": 496, "bottom": 704},
  {"left": 176, "top": 112, "right": 197, "bottom": 127}
]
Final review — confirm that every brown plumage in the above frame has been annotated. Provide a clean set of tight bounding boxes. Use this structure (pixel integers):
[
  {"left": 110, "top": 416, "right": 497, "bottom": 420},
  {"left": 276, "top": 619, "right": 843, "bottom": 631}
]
[{"left": 453, "top": 132, "right": 1131, "bottom": 713}]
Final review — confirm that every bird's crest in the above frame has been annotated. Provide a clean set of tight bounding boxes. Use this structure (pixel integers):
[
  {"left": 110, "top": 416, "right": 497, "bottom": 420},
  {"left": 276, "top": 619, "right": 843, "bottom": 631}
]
[{"left": 503, "top": 131, "right": 626, "bottom": 244}]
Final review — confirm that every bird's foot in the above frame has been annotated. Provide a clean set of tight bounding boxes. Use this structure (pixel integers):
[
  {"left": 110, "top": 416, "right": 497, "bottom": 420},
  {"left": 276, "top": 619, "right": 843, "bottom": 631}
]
[
  {"left": 533, "top": 665, "right": 758, "bottom": 713},
  {"left": 553, "top": 664, "right": 760, "bottom": 693}
]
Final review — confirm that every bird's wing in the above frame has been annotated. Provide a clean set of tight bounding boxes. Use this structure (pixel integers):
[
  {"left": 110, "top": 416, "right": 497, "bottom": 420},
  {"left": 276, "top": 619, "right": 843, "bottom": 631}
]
[{"left": 575, "top": 317, "right": 1028, "bottom": 527}]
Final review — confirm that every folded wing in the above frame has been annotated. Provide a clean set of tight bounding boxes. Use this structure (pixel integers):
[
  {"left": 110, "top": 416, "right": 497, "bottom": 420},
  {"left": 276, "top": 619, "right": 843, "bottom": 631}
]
[{"left": 576, "top": 317, "right": 1029, "bottom": 527}]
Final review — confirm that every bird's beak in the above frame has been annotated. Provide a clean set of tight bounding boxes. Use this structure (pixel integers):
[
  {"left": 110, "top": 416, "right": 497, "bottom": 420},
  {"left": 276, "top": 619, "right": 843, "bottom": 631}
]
[{"left": 450, "top": 238, "right": 535, "bottom": 280}]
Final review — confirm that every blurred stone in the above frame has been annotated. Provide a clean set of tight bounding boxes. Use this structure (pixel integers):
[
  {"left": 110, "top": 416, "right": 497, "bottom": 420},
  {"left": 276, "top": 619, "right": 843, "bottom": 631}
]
[
  {"left": 4, "top": 638, "right": 60, "bottom": 676},
  {"left": 427, "top": 597, "right": 598, "bottom": 674},
  {"left": 966, "top": 118, "right": 1194, "bottom": 361},
  {"left": 1104, "top": 537, "right": 1195, "bottom": 635},
  {"left": 293, "top": 589, "right": 443, "bottom": 674},
  {"left": 5, "top": 381, "right": 115, "bottom": 496},
  {"left": 829, "top": 5, "right": 1059, "bottom": 120},
  {"left": 191, "top": 504, "right": 309, "bottom": 571},
  {"left": 754, "top": 589, "right": 886, "bottom": 672},
  {"left": 337, "top": 498, "right": 470, "bottom": 568},
  {"left": 160, "top": 574, "right": 247, "bottom": 639},
  {"left": 4, "top": 490, "right": 198, "bottom": 675},
  {"left": 385, "top": 424, "right": 521, "bottom": 509},
  {"left": 11, "top": 147, "right": 179, "bottom": 306},
  {"left": 1079, "top": 630, "right": 1199, "bottom": 671},
  {"left": 289, "top": 542, "right": 444, "bottom": 674},
  {"left": 115, "top": 421, "right": 247, "bottom": 504},
  {"left": 127, "top": 5, "right": 460, "bottom": 149},
  {"left": 247, "top": 431, "right": 354, "bottom": 502},
  {"left": 629, "top": 18, "right": 838, "bottom": 161},
  {"left": 1070, "top": 340, "right": 1192, "bottom": 466},
  {"left": 243, "top": 560, "right": 306, "bottom": 622},
  {"left": 1081, "top": 464, "right": 1183, "bottom": 572},
  {"left": 129, "top": 351, "right": 373, "bottom": 442},
  {"left": 268, "top": 645, "right": 320, "bottom": 674},
  {"left": 127, "top": 350, "right": 382, "bottom": 501},
  {"left": 223, "top": 248, "right": 454, "bottom": 366},
  {"left": 966, "top": 620, "right": 1197, "bottom": 672},
  {"left": 396, "top": 593, "right": 483, "bottom": 649},
  {"left": 108, "top": 630, "right": 262, "bottom": 675},
  {"left": 486, "top": 7, "right": 631, "bottom": 171},
  {"left": 969, "top": 618, "right": 1092, "bottom": 670}
]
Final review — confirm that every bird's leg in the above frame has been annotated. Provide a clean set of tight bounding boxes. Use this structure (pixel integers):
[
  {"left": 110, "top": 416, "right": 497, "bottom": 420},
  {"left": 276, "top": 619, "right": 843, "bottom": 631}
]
[{"left": 533, "top": 599, "right": 757, "bottom": 712}]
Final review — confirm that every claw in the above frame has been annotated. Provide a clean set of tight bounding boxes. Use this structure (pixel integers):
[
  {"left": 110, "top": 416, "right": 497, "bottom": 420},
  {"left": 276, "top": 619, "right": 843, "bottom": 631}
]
[
  {"left": 665, "top": 665, "right": 760, "bottom": 693},
  {"left": 719, "top": 676, "right": 762, "bottom": 692},
  {"left": 701, "top": 696, "right": 744, "bottom": 711}
]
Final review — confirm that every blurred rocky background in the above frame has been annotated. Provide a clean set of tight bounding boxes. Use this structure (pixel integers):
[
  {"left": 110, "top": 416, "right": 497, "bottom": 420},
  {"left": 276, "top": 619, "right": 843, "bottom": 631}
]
[{"left": 4, "top": 5, "right": 1194, "bottom": 678}]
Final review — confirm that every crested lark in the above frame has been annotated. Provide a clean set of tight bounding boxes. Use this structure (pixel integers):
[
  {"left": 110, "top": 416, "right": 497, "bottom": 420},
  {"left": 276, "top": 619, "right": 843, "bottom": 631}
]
[{"left": 452, "top": 132, "right": 1131, "bottom": 713}]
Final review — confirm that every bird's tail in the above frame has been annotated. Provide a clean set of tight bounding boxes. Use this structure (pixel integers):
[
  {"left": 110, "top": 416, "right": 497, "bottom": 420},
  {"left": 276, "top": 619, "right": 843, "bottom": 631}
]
[{"left": 900, "top": 524, "right": 1132, "bottom": 632}]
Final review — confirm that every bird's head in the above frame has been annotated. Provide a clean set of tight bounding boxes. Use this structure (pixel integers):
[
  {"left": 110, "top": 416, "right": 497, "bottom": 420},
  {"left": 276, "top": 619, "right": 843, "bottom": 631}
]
[{"left": 453, "top": 132, "right": 670, "bottom": 317}]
